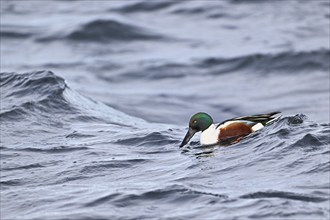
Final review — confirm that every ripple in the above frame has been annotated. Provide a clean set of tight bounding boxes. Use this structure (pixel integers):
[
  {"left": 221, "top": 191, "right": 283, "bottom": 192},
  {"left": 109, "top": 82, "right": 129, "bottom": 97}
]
[
  {"left": 84, "top": 184, "right": 228, "bottom": 208},
  {"left": 198, "top": 50, "right": 330, "bottom": 74},
  {"left": 2, "top": 163, "right": 44, "bottom": 171},
  {"left": 115, "top": 131, "right": 179, "bottom": 146},
  {"left": 80, "top": 159, "right": 149, "bottom": 174},
  {"left": 17, "top": 146, "right": 89, "bottom": 153},
  {"left": 240, "top": 191, "right": 328, "bottom": 203},
  {"left": 113, "top": 1, "right": 177, "bottom": 13},
  {"left": 0, "top": 31, "right": 32, "bottom": 39},
  {"left": 0, "top": 179, "right": 24, "bottom": 187}
]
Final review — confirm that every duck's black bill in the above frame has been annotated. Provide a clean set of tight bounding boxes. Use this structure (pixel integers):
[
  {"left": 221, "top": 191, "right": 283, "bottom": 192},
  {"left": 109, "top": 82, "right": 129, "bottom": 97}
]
[{"left": 179, "top": 128, "right": 196, "bottom": 148}]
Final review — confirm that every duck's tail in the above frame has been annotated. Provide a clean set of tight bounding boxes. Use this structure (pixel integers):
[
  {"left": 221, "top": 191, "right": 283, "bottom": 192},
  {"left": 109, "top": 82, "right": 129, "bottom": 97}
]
[{"left": 233, "top": 111, "right": 281, "bottom": 125}]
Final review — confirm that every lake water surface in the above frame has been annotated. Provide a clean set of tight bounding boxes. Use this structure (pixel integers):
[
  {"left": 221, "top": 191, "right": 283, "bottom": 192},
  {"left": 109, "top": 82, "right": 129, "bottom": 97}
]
[{"left": 1, "top": 0, "right": 329, "bottom": 219}]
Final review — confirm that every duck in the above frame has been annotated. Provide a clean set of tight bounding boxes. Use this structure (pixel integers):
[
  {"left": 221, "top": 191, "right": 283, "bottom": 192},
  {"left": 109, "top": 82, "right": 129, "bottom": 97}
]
[{"left": 179, "top": 111, "right": 281, "bottom": 147}]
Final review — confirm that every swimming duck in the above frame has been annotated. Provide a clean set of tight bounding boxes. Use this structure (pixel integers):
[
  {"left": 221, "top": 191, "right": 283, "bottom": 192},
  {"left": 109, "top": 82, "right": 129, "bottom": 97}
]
[{"left": 179, "top": 112, "right": 281, "bottom": 147}]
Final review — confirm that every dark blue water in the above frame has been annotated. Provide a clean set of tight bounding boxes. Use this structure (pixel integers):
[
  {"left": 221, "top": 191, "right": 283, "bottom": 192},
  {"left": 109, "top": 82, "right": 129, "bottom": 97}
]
[{"left": 1, "top": 0, "right": 329, "bottom": 219}]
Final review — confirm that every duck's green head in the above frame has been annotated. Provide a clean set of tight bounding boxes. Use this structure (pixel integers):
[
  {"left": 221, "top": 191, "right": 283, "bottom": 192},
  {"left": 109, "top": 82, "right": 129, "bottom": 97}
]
[{"left": 179, "top": 112, "right": 213, "bottom": 148}]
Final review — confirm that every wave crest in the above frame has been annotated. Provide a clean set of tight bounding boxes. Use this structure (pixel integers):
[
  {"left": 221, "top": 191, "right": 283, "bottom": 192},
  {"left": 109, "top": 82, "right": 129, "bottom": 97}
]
[{"left": 199, "top": 49, "right": 330, "bottom": 74}]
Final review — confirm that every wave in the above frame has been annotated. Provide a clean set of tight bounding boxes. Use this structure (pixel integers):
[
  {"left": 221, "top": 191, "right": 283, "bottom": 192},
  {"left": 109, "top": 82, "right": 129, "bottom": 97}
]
[
  {"left": 112, "top": 1, "right": 179, "bottom": 13},
  {"left": 66, "top": 19, "right": 163, "bottom": 42},
  {"left": 83, "top": 184, "right": 328, "bottom": 217},
  {"left": 198, "top": 49, "right": 330, "bottom": 75},
  {"left": 230, "top": 0, "right": 272, "bottom": 3},
  {"left": 0, "top": 71, "right": 150, "bottom": 151},
  {"left": 0, "top": 71, "right": 66, "bottom": 100},
  {"left": 0, "top": 31, "right": 32, "bottom": 39},
  {"left": 96, "top": 62, "right": 191, "bottom": 82},
  {"left": 169, "top": 2, "right": 246, "bottom": 20},
  {"left": 38, "top": 19, "right": 164, "bottom": 42},
  {"left": 84, "top": 184, "right": 227, "bottom": 208},
  {"left": 240, "top": 190, "right": 327, "bottom": 202},
  {"left": 115, "top": 131, "right": 179, "bottom": 146},
  {"left": 172, "top": 7, "right": 208, "bottom": 15},
  {"left": 0, "top": 23, "right": 43, "bottom": 39},
  {"left": 13, "top": 146, "right": 90, "bottom": 153},
  {"left": 0, "top": 71, "right": 146, "bottom": 125},
  {"left": 97, "top": 49, "right": 329, "bottom": 82},
  {"left": 80, "top": 158, "right": 149, "bottom": 175},
  {"left": 0, "top": 179, "right": 23, "bottom": 187},
  {"left": 0, "top": 71, "right": 73, "bottom": 120}
]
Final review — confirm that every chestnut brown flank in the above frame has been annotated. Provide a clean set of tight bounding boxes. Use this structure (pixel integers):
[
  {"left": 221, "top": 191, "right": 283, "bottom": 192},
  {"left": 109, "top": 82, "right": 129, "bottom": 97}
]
[{"left": 219, "top": 122, "right": 252, "bottom": 141}]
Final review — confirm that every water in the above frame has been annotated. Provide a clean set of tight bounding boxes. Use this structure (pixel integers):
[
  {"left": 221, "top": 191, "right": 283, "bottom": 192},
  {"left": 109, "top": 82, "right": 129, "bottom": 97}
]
[{"left": 1, "top": 0, "right": 329, "bottom": 219}]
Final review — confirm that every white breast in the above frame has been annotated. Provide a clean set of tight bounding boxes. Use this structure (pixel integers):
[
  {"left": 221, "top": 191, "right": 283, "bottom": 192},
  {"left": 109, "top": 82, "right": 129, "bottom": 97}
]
[{"left": 200, "top": 124, "right": 219, "bottom": 145}]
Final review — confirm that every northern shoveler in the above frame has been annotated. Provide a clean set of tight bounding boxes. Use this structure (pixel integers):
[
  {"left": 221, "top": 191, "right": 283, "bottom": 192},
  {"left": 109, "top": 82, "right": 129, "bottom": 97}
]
[{"left": 179, "top": 112, "right": 281, "bottom": 147}]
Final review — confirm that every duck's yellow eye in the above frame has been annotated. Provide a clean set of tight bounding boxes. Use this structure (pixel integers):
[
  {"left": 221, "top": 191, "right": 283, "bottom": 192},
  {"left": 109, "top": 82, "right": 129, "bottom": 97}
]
[{"left": 193, "top": 120, "right": 197, "bottom": 124}]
